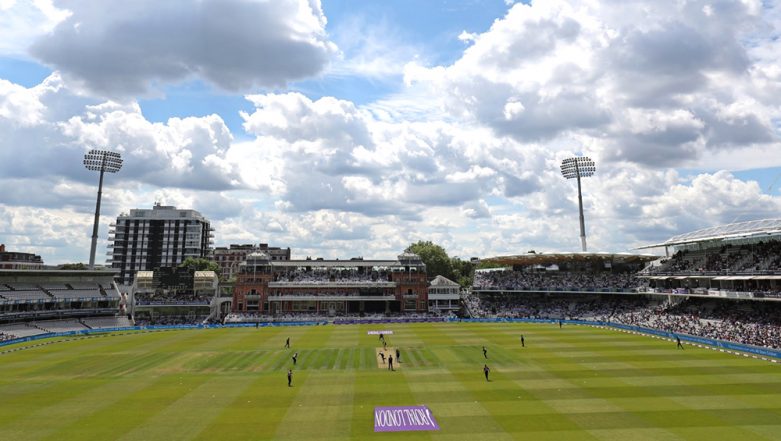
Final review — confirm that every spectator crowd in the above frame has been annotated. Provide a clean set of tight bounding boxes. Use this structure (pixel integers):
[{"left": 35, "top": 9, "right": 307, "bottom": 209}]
[
  {"left": 473, "top": 270, "right": 645, "bottom": 292},
  {"left": 465, "top": 292, "right": 781, "bottom": 349},
  {"left": 649, "top": 240, "right": 781, "bottom": 274},
  {"left": 134, "top": 291, "right": 213, "bottom": 305},
  {"left": 273, "top": 268, "right": 392, "bottom": 284}
]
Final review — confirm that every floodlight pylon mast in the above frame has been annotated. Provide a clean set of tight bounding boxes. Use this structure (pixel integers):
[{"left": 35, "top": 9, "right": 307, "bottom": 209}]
[
  {"left": 560, "top": 156, "right": 596, "bottom": 252},
  {"left": 84, "top": 150, "right": 123, "bottom": 269},
  {"left": 575, "top": 161, "right": 587, "bottom": 252},
  {"left": 89, "top": 158, "right": 105, "bottom": 268}
]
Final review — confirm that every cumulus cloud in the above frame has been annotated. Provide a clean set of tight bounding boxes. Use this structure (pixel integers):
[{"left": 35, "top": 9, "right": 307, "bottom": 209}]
[
  {"left": 29, "top": 0, "right": 337, "bottom": 96},
  {"left": 61, "top": 101, "right": 241, "bottom": 191},
  {"left": 236, "top": 92, "right": 551, "bottom": 218},
  {"left": 405, "top": 0, "right": 781, "bottom": 168},
  {"left": 0, "top": 0, "right": 70, "bottom": 55},
  {"left": 3, "top": 0, "right": 781, "bottom": 265},
  {"left": 461, "top": 200, "right": 491, "bottom": 219}
]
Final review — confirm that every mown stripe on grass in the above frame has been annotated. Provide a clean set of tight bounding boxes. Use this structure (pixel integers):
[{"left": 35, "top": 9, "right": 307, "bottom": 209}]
[
  {"left": 273, "top": 371, "right": 356, "bottom": 440},
  {"left": 116, "top": 375, "right": 251, "bottom": 441},
  {"left": 0, "top": 375, "right": 163, "bottom": 441},
  {"left": 193, "top": 370, "right": 306, "bottom": 440},
  {"left": 521, "top": 326, "right": 774, "bottom": 440},
  {"left": 40, "top": 374, "right": 215, "bottom": 441}
]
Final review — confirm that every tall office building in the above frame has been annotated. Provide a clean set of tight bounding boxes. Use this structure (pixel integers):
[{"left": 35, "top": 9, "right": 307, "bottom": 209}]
[{"left": 108, "top": 204, "right": 214, "bottom": 285}]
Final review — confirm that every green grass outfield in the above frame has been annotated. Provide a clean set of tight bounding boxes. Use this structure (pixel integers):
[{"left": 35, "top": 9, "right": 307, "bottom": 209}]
[{"left": 1, "top": 322, "right": 780, "bottom": 440}]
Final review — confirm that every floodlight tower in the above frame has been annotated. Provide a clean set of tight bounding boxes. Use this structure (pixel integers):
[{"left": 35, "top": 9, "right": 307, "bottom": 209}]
[
  {"left": 560, "top": 156, "right": 596, "bottom": 252},
  {"left": 84, "top": 149, "right": 123, "bottom": 269}
]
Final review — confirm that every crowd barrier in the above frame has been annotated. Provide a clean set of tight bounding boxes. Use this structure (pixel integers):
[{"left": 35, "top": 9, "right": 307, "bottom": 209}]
[
  {"left": 0, "top": 320, "right": 327, "bottom": 348},
  {"left": 2, "top": 318, "right": 779, "bottom": 359},
  {"left": 333, "top": 317, "right": 447, "bottom": 325}
]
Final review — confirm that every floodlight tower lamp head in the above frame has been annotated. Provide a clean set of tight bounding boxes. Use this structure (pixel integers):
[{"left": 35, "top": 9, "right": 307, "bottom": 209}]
[
  {"left": 83, "top": 149, "right": 123, "bottom": 173},
  {"left": 560, "top": 156, "right": 595, "bottom": 179}
]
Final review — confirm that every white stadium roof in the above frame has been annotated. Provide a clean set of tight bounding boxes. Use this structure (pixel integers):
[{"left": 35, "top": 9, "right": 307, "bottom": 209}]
[
  {"left": 479, "top": 252, "right": 658, "bottom": 267},
  {"left": 638, "top": 218, "right": 781, "bottom": 249}
]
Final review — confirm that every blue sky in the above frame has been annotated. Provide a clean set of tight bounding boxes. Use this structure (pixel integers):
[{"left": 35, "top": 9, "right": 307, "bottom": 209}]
[
  {"left": 0, "top": 0, "right": 780, "bottom": 265},
  {"left": 139, "top": 0, "right": 517, "bottom": 136}
]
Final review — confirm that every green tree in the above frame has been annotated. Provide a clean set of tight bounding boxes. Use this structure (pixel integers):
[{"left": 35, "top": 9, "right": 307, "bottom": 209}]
[
  {"left": 178, "top": 257, "right": 219, "bottom": 273},
  {"left": 405, "top": 241, "right": 454, "bottom": 282},
  {"left": 450, "top": 256, "right": 476, "bottom": 288},
  {"left": 59, "top": 263, "right": 88, "bottom": 270}
]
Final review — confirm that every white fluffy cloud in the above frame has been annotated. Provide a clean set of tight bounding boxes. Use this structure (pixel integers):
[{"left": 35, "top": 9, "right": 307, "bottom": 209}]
[
  {"left": 236, "top": 92, "right": 550, "bottom": 217},
  {"left": 405, "top": 0, "right": 781, "bottom": 168},
  {"left": 0, "top": 0, "right": 69, "bottom": 55},
  {"left": 2, "top": 0, "right": 781, "bottom": 265},
  {"left": 61, "top": 101, "right": 241, "bottom": 190},
  {"left": 28, "top": 0, "right": 337, "bottom": 96}
]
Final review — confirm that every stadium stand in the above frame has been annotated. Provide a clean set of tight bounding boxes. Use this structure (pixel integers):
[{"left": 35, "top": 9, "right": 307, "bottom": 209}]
[
  {"left": 273, "top": 268, "right": 393, "bottom": 284},
  {"left": 67, "top": 282, "right": 102, "bottom": 290},
  {"left": 231, "top": 252, "right": 429, "bottom": 318},
  {"left": 472, "top": 253, "right": 654, "bottom": 294},
  {"left": 38, "top": 283, "right": 70, "bottom": 290},
  {"left": 637, "top": 219, "right": 781, "bottom": 298},
  {"left": 51, "top": 289, "right": 104, "bottom": 300},
  {"left": 134, "top": 291, "right": 212, "bottom": 305},
  {"left": 466, "top": 220, "right": 781, "bottom": 350},
  {"left": 646, "top": 241, "right": 781, "bottom": 274},
  {"left": 473, "top": 270, "right": 644, "bottom": 292},
  {"left": 0, "top": 269, "right": 123, "bottom": 333},
  {"left": 0, "top": 323, "right": 47, "bottom": 339},
  {"left": 81, "top": 316, "right": 133, "bottom": 329},
  {"left": 465, "top": 292, "right": 781, "bottom": 349},
  {"left": 133, "top": 315, "right": 210, "bottom": 326},
  {"left": 2, "top": 290, "right": 52, "bottom": 302},
  {"left": 34, "top": 319, "right": 89, "bottom": 333}
]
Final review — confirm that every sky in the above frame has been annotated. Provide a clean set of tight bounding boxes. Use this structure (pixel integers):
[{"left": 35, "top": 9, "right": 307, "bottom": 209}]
[{"left": 1, "top": 0, "right": 781, "bottom": 265}]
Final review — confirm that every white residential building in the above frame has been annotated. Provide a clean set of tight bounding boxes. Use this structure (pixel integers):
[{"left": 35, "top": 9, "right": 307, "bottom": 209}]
[{"left": 107, "top": 204, "right": 214, "bottom": 285}]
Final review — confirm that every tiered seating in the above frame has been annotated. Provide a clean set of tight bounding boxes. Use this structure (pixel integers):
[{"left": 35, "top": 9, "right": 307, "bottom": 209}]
[
  {"left": 67, "top": 282, "right": 101, "bottom": 289},
  {"left": 274, "top": 268, "right": 392, "bottom": 284},
  {"left": 34, "top": 319, "right": 88, "bottom": 333},
  {"left": 82, "top": 316, "right": 133, "bottom": 329},
  {"left": 1, "top": 290, "right": 51, "bottom": 302},
  {"left": 647, "top": 240, "right": 781, "bottom": 274},
  {"left": 0, "top": 323, "right": 47, "bottom": 338},
  {"left": 39, "top": 283, "right": 70, "bottom": 290},
  {"left": 51, "top": 290, "right": 103, "bottom": 300},
  {"left": 473, "top": 271, "right": 642, "bottom": 292},
  {"left": 104, "top": 290, "right": 121, "bottom": 299},
  {"left": 6, "top": 283, "right": 40, "bottom": 290},
  {"left": 134, "top": 292, "right": 211, "bottom": 305}
]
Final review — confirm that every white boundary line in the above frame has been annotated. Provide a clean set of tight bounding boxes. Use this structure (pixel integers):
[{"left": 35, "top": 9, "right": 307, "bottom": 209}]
[{"left": 584, "top": 324, "right": 779, "bottom": 364}]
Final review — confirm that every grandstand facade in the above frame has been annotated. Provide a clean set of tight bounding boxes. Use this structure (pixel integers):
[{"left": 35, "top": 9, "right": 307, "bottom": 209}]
[
  {"left": 473, "top": 253, "right": 655, "bottom": 293},
  {"left": 130, "top": 268, "right": 219, "bottom": 325},
  {"left": 0, "top": 269, "right": 123, "bottom": 325},
  {"left": 232, "top": 252, "right": 428, "bottom": 316},
  {"left": 464, "top": 220, "right": 781, "bottom": 349},
  {"left": 638, "top": 218, "right": 781, "bottom": 299}
]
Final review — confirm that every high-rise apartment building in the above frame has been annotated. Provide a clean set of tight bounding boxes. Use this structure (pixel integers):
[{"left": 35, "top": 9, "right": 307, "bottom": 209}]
[{"left": 108, "top": 204, "right": 214, "bottom": 285}]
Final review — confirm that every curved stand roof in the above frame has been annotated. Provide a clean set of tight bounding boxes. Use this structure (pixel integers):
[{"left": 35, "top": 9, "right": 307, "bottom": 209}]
[{"left": 638, "top": 218, "right": 781, "bottom": 249}]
